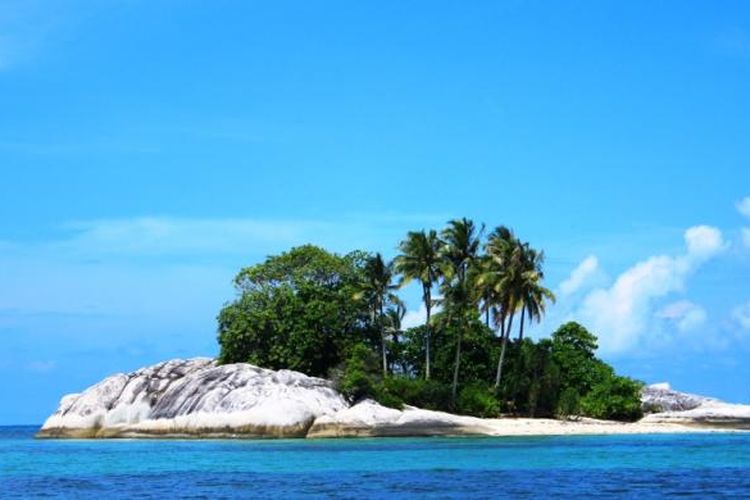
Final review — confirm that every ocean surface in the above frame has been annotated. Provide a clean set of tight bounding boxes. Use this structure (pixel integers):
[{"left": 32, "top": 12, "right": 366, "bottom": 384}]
[{"left": 2, "top": 426, "right": 750, "bottom": 498}]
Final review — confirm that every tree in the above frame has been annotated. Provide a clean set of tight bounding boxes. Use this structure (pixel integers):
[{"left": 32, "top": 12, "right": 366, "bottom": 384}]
[
  {"left": 440, "top": 218, "right": 483, "bottom": 405},
  {"left": 515, "top": 245, "right": 555, "bottom": 341},
  {"left": 484, "top": 225, "right": 522, "bottom": 389},
  {"left": 552, "top": 321, "right": 603, "bottom": 395},
  {"left": 394, "top": 229, "right": 443, "bottom": 380},
  {"left": 357, "top": 253, "right": 402, "bottom": 376},
  {"left": 217, "top": 245, "right": 373, "bottom": 377},
  {"left": 384, "top": 303, "right": 407, "bottom": 374}
]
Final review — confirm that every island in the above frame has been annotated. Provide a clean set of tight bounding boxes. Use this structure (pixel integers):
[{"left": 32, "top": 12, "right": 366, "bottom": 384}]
[
  {"left": 38, "top": 358, "right": 750, "bottom": 439},
  {"left": 38, "top": 220, "right": 750, "bottom": 438}
]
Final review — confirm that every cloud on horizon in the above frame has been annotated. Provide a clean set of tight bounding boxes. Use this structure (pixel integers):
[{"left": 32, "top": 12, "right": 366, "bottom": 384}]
[
  {"left": 558, "top": 255, "right": 601, "bottom": 298},
  {"left": 569, "top": 225, "right": 726, "bottom": 355}
]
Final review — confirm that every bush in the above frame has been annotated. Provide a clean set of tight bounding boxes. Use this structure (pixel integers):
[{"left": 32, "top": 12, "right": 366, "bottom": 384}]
[
  {"left": 376, "top": 377, "right": 452, "bottom": 412},
  {"left": 580, "top": 375, "right": 644, "bottom": 422},
  {"left": 338, "top": 344, "right": 381, "bottom": 402},
  {"left": 457, "top": 385, "right": 500, "bottom": 418},
  {"left": 557, "top": 387, "right": 581, "bottom": 419}
]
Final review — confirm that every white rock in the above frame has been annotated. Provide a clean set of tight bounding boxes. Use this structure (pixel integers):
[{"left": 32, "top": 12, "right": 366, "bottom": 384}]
[
  {"left": 38, "top": 358, "right": 348, "bottom": 438},
  {"left": 308, "top": 400, "right": 498, "bottom": 437},
  {"left": 641, "top": 383, "right": 750, "bottom": 427}
]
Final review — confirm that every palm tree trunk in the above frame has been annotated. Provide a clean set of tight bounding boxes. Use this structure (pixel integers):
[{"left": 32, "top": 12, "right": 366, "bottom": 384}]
[
  {"left": 425, "top": 288, "right": 432, "bottom": 380},
  {"left": 518, "top": 306, "right": 526, "bottom": 340},
  {"left": 380, "top": 302, "right": 387, "bottom": 377},
  {"left": 451, "top": 321, "right": 462, "bottom": 408},
  {"left": 494, "top": 311, "right": 515, "bottom": 389},
  {"left": 485, "top": 302, "right": 490, "bottom": 328}
]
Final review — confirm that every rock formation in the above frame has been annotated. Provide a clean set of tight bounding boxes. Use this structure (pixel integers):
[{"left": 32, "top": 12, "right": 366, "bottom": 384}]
[
  {"left": 641, "top": 383, "right": 750, "bottom": 428},
  {"left": 38, "top": 359, "right": 750, "bottom": 439},
  {"left": 38, "top": 358, "right": 347, "bottom": 438}
]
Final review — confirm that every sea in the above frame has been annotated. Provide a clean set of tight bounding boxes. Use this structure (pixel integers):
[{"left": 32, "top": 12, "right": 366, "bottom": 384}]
[{"left": 2, "top": 426, "right": 750, "bottom": 498}]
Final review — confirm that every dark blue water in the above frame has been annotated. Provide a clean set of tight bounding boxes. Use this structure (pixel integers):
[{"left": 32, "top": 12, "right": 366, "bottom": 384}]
[{"left": 2, "top": 426, "right": 750, "bottom": 498}]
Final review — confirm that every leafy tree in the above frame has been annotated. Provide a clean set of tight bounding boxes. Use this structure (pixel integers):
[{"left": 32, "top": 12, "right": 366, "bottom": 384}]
[
  {"left": 338, "top": 343, "right": 381, "bottom": 403},
  {"left": 580, "top": 375, "right": 644, "bottom": 422},
  {"left": 217, "top": 245, "right": 374, "bottom": 377},
  {"left": 552, "top": 322, "right": 603, "bottom": 394},
  {"left": 394, "top": 229, "right": 443, "bottom": 380}
]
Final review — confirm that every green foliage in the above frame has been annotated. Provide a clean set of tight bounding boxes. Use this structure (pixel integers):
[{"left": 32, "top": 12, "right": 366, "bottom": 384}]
[
  {"left": 498, "top": 339, "right": 561, "bottom": 417},
  {"left": 338, "top": 344, "right": 381, "bottom": 403},
  {"left": 217, "top": 245, "right": 375, "bottom": 377},
  {"left": 552, "top": 321, "right": 603, "bottom": 395},
  {"left": 214, "top": 228, "right": 645, "bottom": 423},
  {"left": 580, "top": 375, "right": 644, "bottom": 422},
  {"left": 457, "top": 385, "right": 500, "bottom": 418},
  {"left": 557, "top": 387, "right": 581, "bottom": 419},
  {"left": 376, "top": 377, "right": 452, "bottom": 412}
]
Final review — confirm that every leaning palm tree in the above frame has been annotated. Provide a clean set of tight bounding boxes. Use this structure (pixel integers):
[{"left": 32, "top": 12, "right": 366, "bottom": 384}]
[
  {"left": 357, "top": 253, "right": 401, "bottom": 376},
  {"left": 440, "top": 218, "right": 483, "bottom": 405},
  {"left": 394, "top": 229, "right": 442, "bottom": 380},
  {"left": 484, "top": 225, "right": 523, "bottom": 389}
]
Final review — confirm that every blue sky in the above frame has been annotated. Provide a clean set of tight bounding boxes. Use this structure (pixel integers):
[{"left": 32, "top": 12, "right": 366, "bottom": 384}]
[{"left": 1, "top": 1, "right": 750, "bottom": 424}]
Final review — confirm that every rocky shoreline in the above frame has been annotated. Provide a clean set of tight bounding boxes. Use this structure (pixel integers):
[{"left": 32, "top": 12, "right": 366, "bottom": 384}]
[{"left": 38, "top": 358, "right": 750, "bottom": 439}]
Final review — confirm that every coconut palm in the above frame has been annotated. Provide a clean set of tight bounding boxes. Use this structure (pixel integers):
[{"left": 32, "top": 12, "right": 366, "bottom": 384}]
[
  {"left": 384, "top": 303, "right": 407, "bottom": 373},
  {"left": 515, "top": 245, "right": 556, "bottom": 341},
  {"left": 358, "top": 253, "right": 401, "bottom": 376},
  {"left": 440, "top": 218, "right": 483, "bottom": 405},
  {"left": 394, "top": 229, "right": 442, "bottom": 380},
  {"left": 473, "top": 254, "right": 498, "bottom": 328},
  {"left": 484, "top": 225, "right": 523, "bottom": 389}
]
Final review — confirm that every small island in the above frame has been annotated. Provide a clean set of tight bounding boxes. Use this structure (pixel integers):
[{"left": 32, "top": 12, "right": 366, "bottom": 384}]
[{"left": 39, "top": 219, "right": 750, "bottom": 438}]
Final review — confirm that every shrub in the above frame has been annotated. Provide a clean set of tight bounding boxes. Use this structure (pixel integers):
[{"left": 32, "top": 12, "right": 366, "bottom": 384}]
[
  {"left": 457, "top": 385, "right": 500, "bottom": 418},
  {"left": 580, "top": 375, "right": 644, "bottom": 422},
  {"left": 557, "top": 387, "right": 581, "bottom": 419},
  {"left": 338, "top": 344, "right": 381, "bottom": 402},
  {"left": 376, "top": 377, "right": 452, "bottom": 412}
]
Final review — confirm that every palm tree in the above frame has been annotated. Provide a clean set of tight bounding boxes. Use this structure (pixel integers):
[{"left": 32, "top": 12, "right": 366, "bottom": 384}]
[
  {"left": 358, "top": 253, "right": 401, "bottom": 376},
  {"left": 473, "top": 254, "right": 497, "bottom": 328},
  {"left": 394, "top": 229, "right": 442, "bottom": 380},
  {"left": 384, "top": 303, "right": 406, "bottom": 373},
  {"left": 484, "top": 225, "right": 523, "bottom": 389},
  {"left": 485, "top": 228, "right": 556, "bottom": 389},
  {"left": 515, "top": 245, "right": 556, "bottom": 341},
  {"left": 440, "top": 218, "right": 483, "bottom": 405}
]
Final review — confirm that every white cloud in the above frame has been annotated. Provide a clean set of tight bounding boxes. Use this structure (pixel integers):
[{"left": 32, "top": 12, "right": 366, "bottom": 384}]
[
  {"left": 732, "top": 300, "right": 750, "bottom": 331},
  {"left": 738, "top": 196, "right": 750, "bottom": 219},
  {"left": 574, "top": 225, "right": 725, "bottom": 355},
  {"left": 684, "top": 225, "right": 726, "bottom": 259},
  {"left": 657, "top": 301, "right": 707, "bottom": 333},
  {"left": 59, "top": 217, "right": 325, "bottom": 256},
  {"left": 401, "top": 302, "right": 443, "bottom": 330},
  {"left": 402, "top": 303, "right": 427, "bottom": 330},
  {"left": 559, "top": 255, "right": 600, "bottom": 297},
  {"left": 50, "top": 214, "right": 447, "bottom": 258}
]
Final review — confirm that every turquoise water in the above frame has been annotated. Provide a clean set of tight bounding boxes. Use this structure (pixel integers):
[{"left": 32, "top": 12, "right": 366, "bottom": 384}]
[{"left": 2, "top": 426, "right": 750, "bottom": 498}]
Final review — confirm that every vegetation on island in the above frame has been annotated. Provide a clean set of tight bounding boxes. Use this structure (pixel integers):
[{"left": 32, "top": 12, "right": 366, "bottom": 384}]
[{"left": 217, "top": 219, "right": 643, "bottom": 422}]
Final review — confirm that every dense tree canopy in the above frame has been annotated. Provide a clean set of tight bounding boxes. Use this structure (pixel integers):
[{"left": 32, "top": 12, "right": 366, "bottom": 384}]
[
  {"left": 216, "top": 220, "right": 643, "bottom": 422},
  {"left": 217, "top": 245, "right": 375, "bottom": 377}
]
